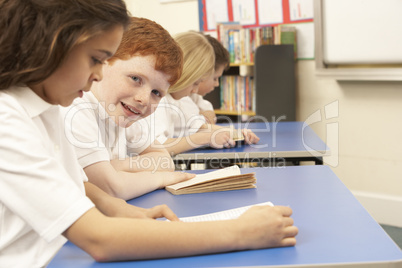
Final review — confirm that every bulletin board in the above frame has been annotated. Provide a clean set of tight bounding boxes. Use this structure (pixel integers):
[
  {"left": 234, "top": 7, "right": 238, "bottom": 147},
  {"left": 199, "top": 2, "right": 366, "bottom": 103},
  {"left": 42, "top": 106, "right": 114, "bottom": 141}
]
[
  {"left": 198, "top": 0, "right": 315, "bottom": 59},
  {"left": 198, "top": 0, "right": 313, "bottom": 31}
]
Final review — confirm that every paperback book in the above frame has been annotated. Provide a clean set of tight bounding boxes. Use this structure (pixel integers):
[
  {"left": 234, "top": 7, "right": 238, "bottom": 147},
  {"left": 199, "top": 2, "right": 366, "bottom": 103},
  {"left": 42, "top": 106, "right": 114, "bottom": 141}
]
[{"left": 165, "top": 165, "right": 256, "bottom": 195}]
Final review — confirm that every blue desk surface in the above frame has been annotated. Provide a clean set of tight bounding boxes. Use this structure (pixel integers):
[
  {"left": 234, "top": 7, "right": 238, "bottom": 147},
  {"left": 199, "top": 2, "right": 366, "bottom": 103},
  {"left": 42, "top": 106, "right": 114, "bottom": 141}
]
[
  {"left": 173, "top": 121, "right": 329, "bottom": 161},
  {"left": 49, "top": 165, "right": 402, "bottom": 267}
]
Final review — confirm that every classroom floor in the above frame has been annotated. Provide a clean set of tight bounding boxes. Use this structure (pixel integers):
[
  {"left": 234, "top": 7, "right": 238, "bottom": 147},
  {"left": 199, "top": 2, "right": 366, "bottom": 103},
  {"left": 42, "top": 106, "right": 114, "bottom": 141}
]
[{"left": 381, "top": 224, "right": 402, "bottom": 249}]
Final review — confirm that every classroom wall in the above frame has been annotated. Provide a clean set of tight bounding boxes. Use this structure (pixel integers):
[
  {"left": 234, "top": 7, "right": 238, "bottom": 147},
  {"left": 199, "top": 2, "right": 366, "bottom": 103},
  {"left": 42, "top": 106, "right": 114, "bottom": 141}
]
[
  {"left": 125, "top": 0, "right": 402, "bottom": 227},
  {"left": 298, "top": 61, "right": 402, "bottom": 227}
]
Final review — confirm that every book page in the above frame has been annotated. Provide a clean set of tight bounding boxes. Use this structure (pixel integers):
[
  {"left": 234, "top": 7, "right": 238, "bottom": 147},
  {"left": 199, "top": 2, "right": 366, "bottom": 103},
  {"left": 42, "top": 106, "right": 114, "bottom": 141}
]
[
  {"left": 168, "top": 165, "right": 241, "bottom": 191},
  {"left": 179, "top": 202, "right": 274, "bottom": 222}
]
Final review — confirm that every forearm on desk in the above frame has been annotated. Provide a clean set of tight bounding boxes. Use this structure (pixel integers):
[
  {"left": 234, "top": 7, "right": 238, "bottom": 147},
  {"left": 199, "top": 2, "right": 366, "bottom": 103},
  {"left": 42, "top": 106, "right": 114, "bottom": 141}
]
[
  {"left": 64, "top": 204, "right": 297, "bottom": 262},
  {"left": 200, "top": 110, "right": 216, "bottom": 124},
  {"left": 110, "top": 150, "right": 174, "bottom": 173},
  {"left": 163, "top": 132, "right": 211, "bottom": 156},
  {"left": 84, "top": 161, "right": 168, "bottom": 200},
  {"left": 110, "top": 140, "right": 174, "bottom": 172},
  {"left": 64, "top": 209, "right": 240, "bottom": 262}
]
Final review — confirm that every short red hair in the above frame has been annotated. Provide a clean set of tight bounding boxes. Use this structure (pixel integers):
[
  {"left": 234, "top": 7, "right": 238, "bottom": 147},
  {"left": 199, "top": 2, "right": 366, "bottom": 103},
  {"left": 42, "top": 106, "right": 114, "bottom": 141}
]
[{"left": 108, "top": 17, "right": 183, "bottom": 86}]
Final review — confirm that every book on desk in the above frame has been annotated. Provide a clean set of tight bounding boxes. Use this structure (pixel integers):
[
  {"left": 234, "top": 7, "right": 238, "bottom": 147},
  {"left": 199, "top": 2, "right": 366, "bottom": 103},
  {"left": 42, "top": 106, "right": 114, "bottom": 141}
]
[{"left": 165, "top": 165, "right": 256, "bottom": 195}]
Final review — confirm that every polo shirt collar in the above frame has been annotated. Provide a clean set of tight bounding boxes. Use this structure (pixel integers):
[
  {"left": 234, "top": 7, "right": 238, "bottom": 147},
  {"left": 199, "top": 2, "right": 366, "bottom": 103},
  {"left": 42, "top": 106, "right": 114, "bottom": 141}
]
[
  {"left": 166, "top": 93, "right": 179, "bottom": 104},
  {"left": 83, "top": 91, "right": 108, "bottom": 121},
  {"left": 9, "top": 86, "right": 54, "bottom": 118}
]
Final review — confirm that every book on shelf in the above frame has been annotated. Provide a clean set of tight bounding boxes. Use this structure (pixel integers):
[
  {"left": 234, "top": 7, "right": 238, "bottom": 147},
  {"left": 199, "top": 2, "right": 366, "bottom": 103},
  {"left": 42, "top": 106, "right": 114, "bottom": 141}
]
[
  {"left": 216, "top": 22, "right": 297, "bottom": 64},
  {"left": 177, "top": 202, "right": 274, "bottom": 222},
  {"left": 217, "top": 22, "right": 242, "bottom": 64},
  {"left": 216, "top": 22, "right": 242, "bottom": 43},
  {"left": 220, "top": 76, "right": 254, "bottom": 113},
  {"left": 165, "top": 165, "right": 256, "bottom": 195},
  {"left": 279, "top": 25, "right": 297, "bottom": 59}
]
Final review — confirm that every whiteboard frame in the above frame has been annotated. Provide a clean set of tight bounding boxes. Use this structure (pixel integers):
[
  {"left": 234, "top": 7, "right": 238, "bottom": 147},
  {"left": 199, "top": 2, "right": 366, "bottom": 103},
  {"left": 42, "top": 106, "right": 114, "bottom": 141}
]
[{"left": 313, "top": 0, "right": 402, "bottom": 81}]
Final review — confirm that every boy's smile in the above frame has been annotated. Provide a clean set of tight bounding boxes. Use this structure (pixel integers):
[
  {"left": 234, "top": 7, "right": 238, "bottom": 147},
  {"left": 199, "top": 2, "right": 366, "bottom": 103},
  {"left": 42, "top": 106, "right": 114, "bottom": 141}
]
[
  {"left": 121, "top": 101, "right": 141, "bottom": 115},
  {"left": 91, "top": 54, "right": 170, "bottom": 128}
]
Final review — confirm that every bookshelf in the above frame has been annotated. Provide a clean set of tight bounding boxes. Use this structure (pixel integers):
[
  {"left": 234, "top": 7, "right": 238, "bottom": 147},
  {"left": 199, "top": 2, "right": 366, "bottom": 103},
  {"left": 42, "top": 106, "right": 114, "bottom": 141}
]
[
  {"left": 214, "top": 109, "right": 256, "bottom": 116},
  {"left": 204, "top": 23, "right": 296, "bottom": 122}
]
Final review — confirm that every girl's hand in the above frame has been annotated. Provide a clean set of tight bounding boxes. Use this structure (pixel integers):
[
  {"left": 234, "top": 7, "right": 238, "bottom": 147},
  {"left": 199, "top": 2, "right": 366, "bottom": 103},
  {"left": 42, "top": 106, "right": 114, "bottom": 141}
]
[
  {"left": 235, "top": 205, "right": 298, "bottom": 248},
  {"left": 118, "top": 203, "right": 180, "bottom": 221}
]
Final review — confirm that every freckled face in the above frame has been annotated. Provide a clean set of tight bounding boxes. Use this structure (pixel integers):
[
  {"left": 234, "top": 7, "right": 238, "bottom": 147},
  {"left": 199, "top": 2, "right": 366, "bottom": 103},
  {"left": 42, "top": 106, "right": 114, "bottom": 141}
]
[
  {"left": 29, "top": 26, "right": 124, "bottom": 107},
  {"left": 91, "top": 55, "right": 171, "bottom": 128},
  {"left": 197, "top": 64, "right": 226, "bottom": 97}
]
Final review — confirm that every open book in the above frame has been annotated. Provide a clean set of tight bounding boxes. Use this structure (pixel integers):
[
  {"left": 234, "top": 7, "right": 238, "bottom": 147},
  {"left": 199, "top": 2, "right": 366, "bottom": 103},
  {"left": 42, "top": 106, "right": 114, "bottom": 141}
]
[
  {"left": 233, "top": 128, "right": 245, "bottom": 145},
  {"left": 165, "top": 165, "right": 256, "bottom": 195},
  {"left": 178, "top": 202, "right": 274, "bottom": 222}
]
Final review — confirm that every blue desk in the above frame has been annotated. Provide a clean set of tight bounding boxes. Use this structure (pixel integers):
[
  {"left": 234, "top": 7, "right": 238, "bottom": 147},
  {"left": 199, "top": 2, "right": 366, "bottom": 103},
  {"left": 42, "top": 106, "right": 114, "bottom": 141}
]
[
  {"left": 49, "top": 165, "right": 402, "bottom": 267},
  {"left": 173, "top": 121, "right": 330, "bottom": 168}
]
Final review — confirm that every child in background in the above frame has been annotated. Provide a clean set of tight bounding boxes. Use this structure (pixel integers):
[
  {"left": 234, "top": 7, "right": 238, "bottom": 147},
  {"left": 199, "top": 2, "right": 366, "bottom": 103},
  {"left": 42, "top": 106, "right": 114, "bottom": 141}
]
[
  {"left": 0, "top": 1, "right": 297, "bottom": 266},
  {"left": 63, "top": 17, "right": 194, "bottom": 200},
  {"left": 190, "top": 34, "right": 231, "bottom": 124},
  {"left": 144, "top": 31, "right": 259, "bottom": 156}
]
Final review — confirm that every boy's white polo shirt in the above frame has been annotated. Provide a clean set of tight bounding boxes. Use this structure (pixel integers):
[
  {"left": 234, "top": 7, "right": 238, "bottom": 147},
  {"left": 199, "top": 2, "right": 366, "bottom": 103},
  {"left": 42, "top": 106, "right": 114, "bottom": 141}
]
[
  {"left": 190, "top": 93, "right": 214, "bottom": 111},
  {"left": 0, "top": 86, "right": 94, "bottom": 267},
  {"left": 62, "top": 91, "right": 153, "bottom": 168}
]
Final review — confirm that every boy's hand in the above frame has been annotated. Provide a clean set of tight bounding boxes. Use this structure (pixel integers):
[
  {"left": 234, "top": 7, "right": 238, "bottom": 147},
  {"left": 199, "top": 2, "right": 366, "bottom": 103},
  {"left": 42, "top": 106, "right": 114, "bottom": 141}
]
[
  {"left": 209, "top": 127, "right": 235, "bottom": 149},
  {"left": 160, "top": 171, "right": 195, "bottom": 188},
  {"left": 242, "top": 128, "right": 260, "bottom": 144}
]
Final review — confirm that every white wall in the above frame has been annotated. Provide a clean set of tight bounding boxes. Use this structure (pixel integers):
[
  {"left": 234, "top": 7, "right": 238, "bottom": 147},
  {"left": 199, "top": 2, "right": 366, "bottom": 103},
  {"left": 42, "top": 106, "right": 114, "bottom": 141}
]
[
  {"left": 297, "top": 61, "right": 402, "bottom": 227},
  {"left": 125, "top": 0, "right": 402, "bottom": 227},
  {"left": 125, "top": 0, "right": 199, "bottom": 35}
]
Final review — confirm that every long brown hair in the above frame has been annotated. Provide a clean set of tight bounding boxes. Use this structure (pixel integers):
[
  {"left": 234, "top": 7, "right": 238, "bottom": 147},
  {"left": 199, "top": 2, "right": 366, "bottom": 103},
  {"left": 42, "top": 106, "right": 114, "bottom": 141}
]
[{"left": 0, "top": 0, "right": 130, "bottom": 89}]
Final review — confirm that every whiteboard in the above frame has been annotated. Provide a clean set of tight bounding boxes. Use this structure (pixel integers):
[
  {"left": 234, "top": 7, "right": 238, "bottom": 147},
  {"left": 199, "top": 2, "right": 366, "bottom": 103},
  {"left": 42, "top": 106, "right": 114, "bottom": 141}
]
[{"left": 322, "top": 0, "right": 402, "bottom": 65}]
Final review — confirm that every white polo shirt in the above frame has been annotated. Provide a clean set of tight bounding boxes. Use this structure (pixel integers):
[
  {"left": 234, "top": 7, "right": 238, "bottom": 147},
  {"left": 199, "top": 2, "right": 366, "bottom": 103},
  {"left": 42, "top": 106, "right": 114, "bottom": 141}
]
[
  {"left": 0, "top": 86, "right": 94, "bottom": 267},
  {"left": 190, "top": 93, "right": 214, "bottom": 111},
  {"left": 62, "top": 92, "right": 153, "bottom": 169},
  {"left": 138, "top": 94, "right": 206, "bottom": 144}
]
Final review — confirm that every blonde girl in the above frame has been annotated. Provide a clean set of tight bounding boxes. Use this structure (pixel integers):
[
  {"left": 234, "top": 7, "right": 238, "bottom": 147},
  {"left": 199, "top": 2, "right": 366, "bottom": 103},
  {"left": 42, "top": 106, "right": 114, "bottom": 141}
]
[{"left": 146, "top": 31, "right": 259, "bottom": 155}]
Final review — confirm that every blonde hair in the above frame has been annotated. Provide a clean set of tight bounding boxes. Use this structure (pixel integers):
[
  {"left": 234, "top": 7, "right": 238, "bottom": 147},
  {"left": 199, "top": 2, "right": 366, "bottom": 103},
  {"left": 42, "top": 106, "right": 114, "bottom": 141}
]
[{"left": 168, "top": 31, "right": 215, "bottom": 93}]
